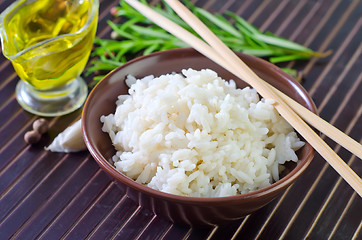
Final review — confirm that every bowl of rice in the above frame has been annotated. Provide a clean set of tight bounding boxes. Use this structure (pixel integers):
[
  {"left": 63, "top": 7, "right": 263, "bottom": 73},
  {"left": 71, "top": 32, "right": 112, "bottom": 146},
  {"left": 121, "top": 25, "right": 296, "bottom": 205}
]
[{"left": 82, "top": 48, "right": 316, "bottom": 225}]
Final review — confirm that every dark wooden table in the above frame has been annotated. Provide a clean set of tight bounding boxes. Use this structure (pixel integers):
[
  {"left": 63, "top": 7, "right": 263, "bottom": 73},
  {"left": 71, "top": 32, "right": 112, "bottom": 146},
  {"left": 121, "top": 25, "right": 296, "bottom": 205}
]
[{"left": 0, "top": 0, "right": 361, "bottom": 239}]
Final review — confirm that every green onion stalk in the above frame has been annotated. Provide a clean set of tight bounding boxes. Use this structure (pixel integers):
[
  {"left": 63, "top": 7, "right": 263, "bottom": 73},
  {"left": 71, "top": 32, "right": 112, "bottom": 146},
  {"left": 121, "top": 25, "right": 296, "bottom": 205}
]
[{"left": 86, "top": 0, "right": 331, "bottom": 87}]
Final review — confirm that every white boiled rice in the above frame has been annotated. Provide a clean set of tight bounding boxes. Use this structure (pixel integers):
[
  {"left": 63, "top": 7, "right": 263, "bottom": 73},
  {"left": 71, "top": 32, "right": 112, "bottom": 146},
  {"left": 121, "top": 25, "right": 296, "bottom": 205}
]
[{"left": 101, "top": 68, "right": 304, "bottom": 197}]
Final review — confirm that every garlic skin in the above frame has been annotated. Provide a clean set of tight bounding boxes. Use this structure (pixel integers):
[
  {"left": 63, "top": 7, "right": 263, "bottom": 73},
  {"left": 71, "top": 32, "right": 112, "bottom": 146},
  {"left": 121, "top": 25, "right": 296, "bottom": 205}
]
[{"left": 45, "top": 119, "right": 86, "bottom": 153}]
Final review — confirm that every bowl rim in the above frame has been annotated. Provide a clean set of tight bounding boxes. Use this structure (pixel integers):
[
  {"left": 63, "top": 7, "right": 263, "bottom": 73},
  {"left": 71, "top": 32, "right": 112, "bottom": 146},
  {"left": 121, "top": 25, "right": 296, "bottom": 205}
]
[{"left": 82, "top": 48, "right": 316, "bottom": 204}]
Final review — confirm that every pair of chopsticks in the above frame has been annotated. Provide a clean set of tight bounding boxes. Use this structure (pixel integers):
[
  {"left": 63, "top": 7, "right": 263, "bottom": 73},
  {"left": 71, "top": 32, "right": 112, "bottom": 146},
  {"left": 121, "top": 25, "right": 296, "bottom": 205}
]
[{"left": 125, "top": 0, "right": 362, "bottom": 196}]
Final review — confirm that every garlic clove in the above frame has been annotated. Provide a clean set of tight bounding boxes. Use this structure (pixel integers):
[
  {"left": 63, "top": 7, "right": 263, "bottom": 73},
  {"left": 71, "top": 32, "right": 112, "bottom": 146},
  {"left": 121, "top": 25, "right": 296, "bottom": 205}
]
[{"left": 45, "top": 119, "right": 86, "bottom": 153}]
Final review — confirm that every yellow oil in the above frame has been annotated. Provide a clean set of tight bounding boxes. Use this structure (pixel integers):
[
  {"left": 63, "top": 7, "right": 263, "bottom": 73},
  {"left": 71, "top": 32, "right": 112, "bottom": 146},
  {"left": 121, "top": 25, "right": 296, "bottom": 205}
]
[{"left": 3, "top": 0, "right": 97, "bottom": 90}]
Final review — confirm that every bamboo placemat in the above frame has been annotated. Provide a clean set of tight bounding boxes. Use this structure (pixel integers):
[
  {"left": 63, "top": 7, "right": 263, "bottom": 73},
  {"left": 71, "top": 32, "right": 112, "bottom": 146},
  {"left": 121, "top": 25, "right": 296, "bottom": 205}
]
[{"left": 0, "top": 0, "right": 360, "bottom": 239}]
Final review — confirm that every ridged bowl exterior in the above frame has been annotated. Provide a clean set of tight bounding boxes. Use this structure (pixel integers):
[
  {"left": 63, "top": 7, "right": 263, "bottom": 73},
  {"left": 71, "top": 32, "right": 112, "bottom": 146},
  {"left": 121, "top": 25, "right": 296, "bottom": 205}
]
[{"left": 82, "top": 48, "right": 316, "bottom": 225}]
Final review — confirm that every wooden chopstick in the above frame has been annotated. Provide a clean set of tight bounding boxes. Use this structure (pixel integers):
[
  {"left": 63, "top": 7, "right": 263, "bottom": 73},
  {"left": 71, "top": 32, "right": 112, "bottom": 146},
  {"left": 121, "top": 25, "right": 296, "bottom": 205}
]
[{"left": 125, "top": 0, "right": 362, "bottom": 196}]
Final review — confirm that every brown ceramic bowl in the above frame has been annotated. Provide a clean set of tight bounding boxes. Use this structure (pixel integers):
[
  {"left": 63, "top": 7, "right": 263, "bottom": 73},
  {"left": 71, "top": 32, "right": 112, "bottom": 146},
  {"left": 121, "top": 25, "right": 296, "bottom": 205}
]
[{"left": 82, "top": 48, "right": 316, "bottom": 226}]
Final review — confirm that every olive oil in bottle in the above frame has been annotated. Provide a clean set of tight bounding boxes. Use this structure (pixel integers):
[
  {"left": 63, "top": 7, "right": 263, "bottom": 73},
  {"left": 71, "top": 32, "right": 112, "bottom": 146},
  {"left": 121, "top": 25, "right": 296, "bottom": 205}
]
[{"left": 2, "top": 0, "right": 98, "bottom": 90}]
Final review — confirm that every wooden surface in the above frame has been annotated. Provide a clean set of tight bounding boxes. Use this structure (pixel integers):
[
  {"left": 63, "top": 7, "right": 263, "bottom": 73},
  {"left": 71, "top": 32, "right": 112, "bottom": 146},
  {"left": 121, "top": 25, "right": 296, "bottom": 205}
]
[{"left": 0, "top": 0, "right": 361, "bottom": 239}]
